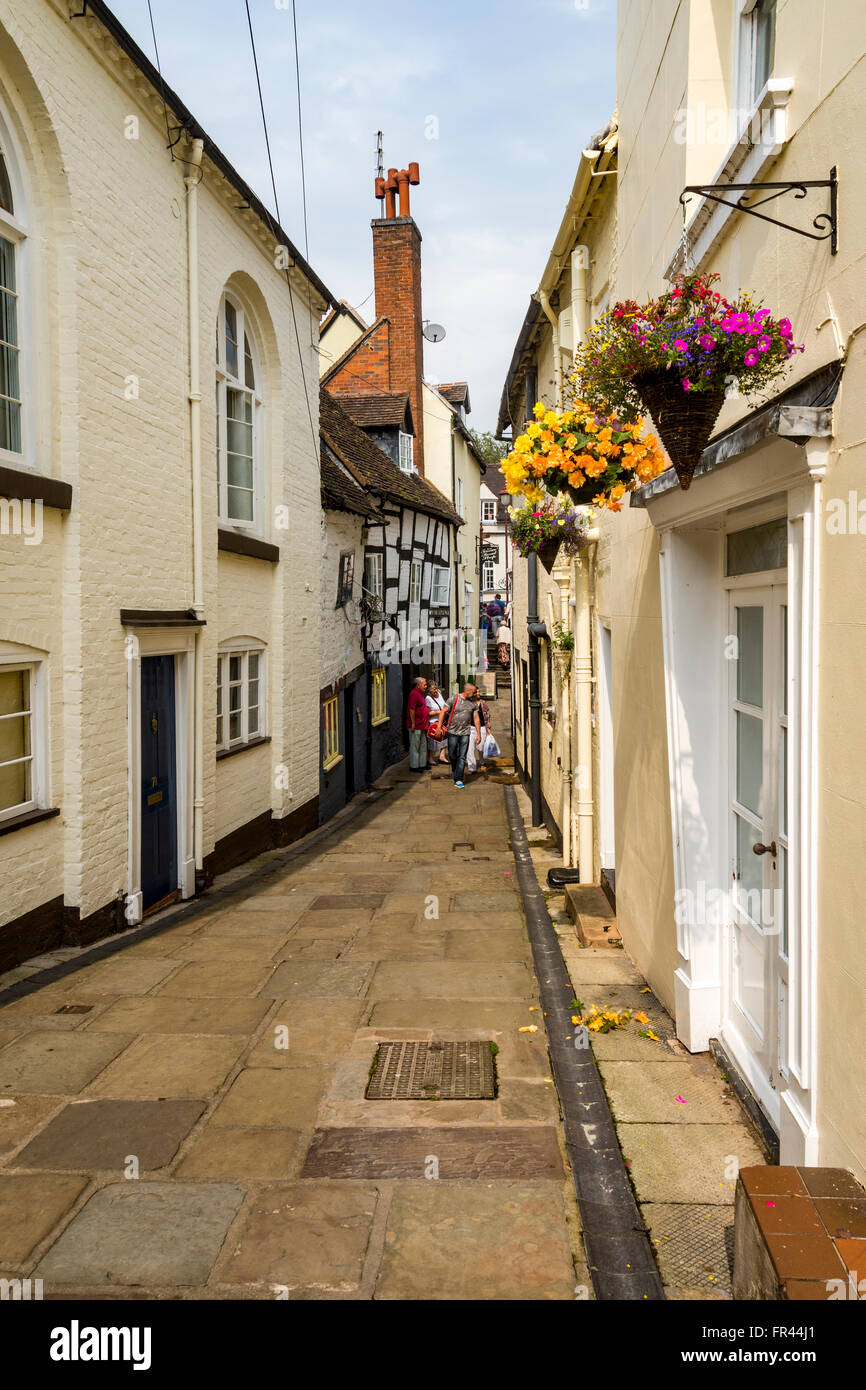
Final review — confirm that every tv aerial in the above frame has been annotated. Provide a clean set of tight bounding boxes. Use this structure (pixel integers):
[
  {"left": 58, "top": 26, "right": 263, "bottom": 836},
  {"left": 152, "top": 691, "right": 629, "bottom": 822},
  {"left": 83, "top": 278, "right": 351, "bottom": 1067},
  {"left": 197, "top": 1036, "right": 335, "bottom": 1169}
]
[{"left": 423, "top": 321, "right": 446, "bottom": 343}]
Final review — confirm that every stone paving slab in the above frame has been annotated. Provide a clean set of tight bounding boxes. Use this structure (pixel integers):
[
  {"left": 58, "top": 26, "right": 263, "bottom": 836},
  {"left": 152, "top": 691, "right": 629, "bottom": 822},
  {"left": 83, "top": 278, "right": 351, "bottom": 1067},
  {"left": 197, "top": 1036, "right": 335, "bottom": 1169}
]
[
  {"left": 301, "top": 1125, "right": 565, "bottom": 1180},
  {"left": 261, "top": 961, "right": 373, "bottom": 999},
  {"left": 84, "top": 997, "right": 271, "bottom": 1035},
  {"left": 366, "top": 999, "right": 535, "bottom": 1031},
  {"left": 175, "top": 1128, "right": 307, "bottom": 1181},
  {"left": 443, "top": 930, "right": 528, "bottom": 959},
  {"left": 245, "top": 1002, "right": 364, "bottom": 1066},
  {"left": 375, "top": 1183, "right": 576, "bottom": 1300},
  {"left": 451, "top": 891, "right": 520, "bottom": 912},
  {"left": 216, "top": 1182, "right": 377, "bottom": 1292},
  {"left": 69, "top": 957, "right": 181, "bottom": 996},
  {"left": 14, "top": 1099, "right": 206, "bottom": 1172},
  {"left": 0, "top": 1093, "right": 65, "bottom": 1159},
  {"left": 85, "top": 1034, "right": 245, "bottom": 1100},
  {"left": 156, "top": 961, "right": 276, "bottom": 998},
  {"left": 208, "top": 1066, "right": 333, "bottom": 1128},
  {"left": 617, "top": 1123, "right": 764, "bottom": 1204},
  {"left": 599, "top": 1061, "right": 735, "bottom": 1124},
  {"left": 0, "top": 1031, "right": 132, "bottom": 1095},
  {"left": 36, "top": 1182, "right": 244, "bottom": 1286},
  {"left": 0, "top": 1173, "right": 89, "bottom": 1263},
  {"left": 368, "top": 961, "right": 533, "bottom": 999}
]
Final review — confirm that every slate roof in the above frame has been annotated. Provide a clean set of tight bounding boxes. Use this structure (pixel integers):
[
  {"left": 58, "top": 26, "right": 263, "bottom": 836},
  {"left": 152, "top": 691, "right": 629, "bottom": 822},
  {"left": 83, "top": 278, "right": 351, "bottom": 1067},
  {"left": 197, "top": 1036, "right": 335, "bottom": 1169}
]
[
  {"left": 331, "top": 391, "right": 415, "bottom": 433},
  {"left": 320, "top": 387, "right": 462, "bottom": 528}
]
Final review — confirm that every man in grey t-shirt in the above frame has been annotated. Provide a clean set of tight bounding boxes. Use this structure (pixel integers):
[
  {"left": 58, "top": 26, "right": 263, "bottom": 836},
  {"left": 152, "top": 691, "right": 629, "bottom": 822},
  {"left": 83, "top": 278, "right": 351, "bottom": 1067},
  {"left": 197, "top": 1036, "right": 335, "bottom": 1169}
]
[{"left": 432, "top": 684, "right": 482, "bottom": 788}]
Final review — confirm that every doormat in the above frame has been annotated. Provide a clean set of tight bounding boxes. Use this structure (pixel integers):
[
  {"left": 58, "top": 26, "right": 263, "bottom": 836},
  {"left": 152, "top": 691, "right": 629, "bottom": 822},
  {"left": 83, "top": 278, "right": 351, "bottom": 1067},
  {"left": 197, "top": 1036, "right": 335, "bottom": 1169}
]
[{"left": 366, "top": 1040, "right": 496, "bottom": 1100}]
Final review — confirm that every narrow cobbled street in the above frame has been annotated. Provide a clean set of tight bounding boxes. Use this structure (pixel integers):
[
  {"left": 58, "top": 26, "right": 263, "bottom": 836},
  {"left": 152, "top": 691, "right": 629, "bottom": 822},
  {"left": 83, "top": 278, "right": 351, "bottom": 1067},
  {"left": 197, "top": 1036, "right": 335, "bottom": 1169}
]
[{"left": 0, "top": 703, "right": 595, "bottom": 1299}]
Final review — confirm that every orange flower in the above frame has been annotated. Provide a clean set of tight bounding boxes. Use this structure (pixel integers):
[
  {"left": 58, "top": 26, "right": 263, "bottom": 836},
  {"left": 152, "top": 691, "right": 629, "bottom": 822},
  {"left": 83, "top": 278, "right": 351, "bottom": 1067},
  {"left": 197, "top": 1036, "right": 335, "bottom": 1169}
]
[{"left": 567, "top": 469, "right": 586, "bottom": 488}]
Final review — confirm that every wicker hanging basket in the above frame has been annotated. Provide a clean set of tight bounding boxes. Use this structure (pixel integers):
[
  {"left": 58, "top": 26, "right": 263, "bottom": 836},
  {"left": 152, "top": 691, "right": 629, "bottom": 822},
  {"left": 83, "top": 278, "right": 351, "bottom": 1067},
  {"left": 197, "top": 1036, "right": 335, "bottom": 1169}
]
[
  {"left": 634, "top": 372, "right": 726, "bottom": 490},
  {"left": 537, "top": 538, "right": 562, "bottom": 574}
]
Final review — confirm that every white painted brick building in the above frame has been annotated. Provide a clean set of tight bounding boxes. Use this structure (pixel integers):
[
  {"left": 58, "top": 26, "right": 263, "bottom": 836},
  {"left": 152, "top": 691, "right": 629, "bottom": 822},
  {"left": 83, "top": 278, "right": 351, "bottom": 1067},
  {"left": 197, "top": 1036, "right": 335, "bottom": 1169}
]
[{"left": 0, "top": 0, "right": 331, "bottom": 966}]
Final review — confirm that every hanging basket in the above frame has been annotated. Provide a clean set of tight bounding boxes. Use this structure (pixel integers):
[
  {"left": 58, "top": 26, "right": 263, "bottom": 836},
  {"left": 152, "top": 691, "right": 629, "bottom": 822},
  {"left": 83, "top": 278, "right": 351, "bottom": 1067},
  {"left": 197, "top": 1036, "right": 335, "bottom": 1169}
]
[
  {"left": 537, "top": 538, "right": 562, "bottom": 573},
  {"left": 633, "top": 372, "right": 726, "bottom": 490}
]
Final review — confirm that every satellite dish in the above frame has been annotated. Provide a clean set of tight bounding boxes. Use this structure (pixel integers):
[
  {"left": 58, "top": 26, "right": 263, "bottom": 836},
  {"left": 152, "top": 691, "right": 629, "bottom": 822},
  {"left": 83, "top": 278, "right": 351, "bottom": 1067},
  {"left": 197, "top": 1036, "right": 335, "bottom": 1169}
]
[{"left": 423, "top": 321, "right": 447, "bottom": 343}]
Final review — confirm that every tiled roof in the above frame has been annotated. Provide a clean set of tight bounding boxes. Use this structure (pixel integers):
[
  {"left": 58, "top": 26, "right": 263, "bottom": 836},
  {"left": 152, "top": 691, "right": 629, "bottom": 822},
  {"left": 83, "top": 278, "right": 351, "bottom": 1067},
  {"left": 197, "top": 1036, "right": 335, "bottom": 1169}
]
[
  {"left": 320, "top": 387, "right": 462, "bottom": 527},
  {"left": 330, "top": 391, "right": 414, "bottom": 432},
  {"left": 320, "top": 447, "right": 383, "bottom": 520},
  {"left": 437, "top": 382, "right": 471, "bottom": 412}
]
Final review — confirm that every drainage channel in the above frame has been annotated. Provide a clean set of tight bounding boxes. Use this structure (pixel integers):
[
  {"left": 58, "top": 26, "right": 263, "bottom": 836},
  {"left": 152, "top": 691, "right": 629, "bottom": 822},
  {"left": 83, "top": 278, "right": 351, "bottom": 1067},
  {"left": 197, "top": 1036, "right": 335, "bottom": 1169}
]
[{"left": 505, "top": 786, "right": 664, "bottom": 1301}]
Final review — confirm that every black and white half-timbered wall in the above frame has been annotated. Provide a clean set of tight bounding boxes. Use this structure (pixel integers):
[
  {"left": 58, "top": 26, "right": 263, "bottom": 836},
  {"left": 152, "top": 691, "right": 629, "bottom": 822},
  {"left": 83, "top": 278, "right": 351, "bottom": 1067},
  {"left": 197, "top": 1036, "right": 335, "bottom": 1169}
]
[{"left": 318, "top": 388, "right": 463, "bottom": 822}]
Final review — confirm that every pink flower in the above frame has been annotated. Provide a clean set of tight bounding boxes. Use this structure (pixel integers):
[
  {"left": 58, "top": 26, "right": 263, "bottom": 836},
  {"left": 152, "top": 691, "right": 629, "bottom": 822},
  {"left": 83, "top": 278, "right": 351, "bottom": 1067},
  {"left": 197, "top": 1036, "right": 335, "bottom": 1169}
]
[
  {"left": 744, "top": 349, "right": 759, "bottom": 366},
  {"left": 699, "top": 334, "right": 716, "bottom": 351},
  {"left": 674, "top": 338, "right": 689, "bottom": 351},
  {"left": 683, "top": 378, "right": 692, "bottom": 391},
  {"left": 757, "top": 336, "right": 772, "bottom": 353},
  {"left": 779, "top": 318, "right": 793, "bottom": 338}
]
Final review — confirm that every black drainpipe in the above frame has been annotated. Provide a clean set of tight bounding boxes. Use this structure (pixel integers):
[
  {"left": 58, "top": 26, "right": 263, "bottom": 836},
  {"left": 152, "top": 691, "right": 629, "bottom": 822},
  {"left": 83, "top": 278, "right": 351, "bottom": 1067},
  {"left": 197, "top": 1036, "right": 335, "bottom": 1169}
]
[{"left": 523, "top": 366, "right": 543, "bottom": 827}]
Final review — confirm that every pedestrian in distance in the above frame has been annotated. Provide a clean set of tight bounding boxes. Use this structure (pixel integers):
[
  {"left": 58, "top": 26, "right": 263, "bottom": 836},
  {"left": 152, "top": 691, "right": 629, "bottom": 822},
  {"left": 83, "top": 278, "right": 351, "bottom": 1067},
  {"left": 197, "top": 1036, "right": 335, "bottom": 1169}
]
[
  {"left": 406, "top": 675, "right": 429, "bottom": 772},
  {"left": 486, "top": 593, "right": 504, "bottom": 639},
  {"left": 496, "top": 620, "right": 511, "bottom": 671},
  {"left": 431, "top": 683, "right": 482, "bottom": 788},
  {"left": 425, "top": 679, "right": 448, "bottom": 766}
]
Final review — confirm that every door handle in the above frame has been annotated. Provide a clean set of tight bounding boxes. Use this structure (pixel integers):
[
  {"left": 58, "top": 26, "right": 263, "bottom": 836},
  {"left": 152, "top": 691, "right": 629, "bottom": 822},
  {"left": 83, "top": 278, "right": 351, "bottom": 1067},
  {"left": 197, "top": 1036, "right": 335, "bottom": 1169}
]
[{"left": 752, "top": 840, "right": 777, "bottom": 857}]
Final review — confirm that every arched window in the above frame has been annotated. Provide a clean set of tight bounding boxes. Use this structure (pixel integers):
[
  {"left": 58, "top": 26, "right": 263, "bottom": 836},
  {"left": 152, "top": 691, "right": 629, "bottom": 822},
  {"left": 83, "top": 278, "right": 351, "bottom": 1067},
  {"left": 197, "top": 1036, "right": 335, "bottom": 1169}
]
[
  {"left": 0, "top": 126, "right": 26, "bottom": 461},
  {"left": 215, "top": 292, "right": 261, "bottom": 526}
]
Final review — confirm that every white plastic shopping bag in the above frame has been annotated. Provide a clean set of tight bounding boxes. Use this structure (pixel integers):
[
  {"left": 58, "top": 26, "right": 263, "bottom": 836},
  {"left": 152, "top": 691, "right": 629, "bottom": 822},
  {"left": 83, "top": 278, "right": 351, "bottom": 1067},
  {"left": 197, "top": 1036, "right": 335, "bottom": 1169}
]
[{"left": 483, "top": 732, "right": 500, "bottom": 759}]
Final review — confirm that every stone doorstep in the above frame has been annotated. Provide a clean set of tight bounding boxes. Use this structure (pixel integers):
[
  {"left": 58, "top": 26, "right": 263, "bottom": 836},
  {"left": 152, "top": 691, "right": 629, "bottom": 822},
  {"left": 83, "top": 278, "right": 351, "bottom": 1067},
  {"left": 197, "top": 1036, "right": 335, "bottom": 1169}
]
[
  {"left": 733, "top": 1165, "right": 866, "bottom": 1299},
  {"left": 564, "top": 884, "right": 621, "bottom": 946}
]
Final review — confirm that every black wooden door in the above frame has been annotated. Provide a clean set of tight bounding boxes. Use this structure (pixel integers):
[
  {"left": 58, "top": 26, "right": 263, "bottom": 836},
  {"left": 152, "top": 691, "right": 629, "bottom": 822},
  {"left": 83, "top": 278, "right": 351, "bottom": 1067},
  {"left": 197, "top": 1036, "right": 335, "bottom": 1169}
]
[{"left": 140, "top": 655, "right": 178, "bottom": 911}]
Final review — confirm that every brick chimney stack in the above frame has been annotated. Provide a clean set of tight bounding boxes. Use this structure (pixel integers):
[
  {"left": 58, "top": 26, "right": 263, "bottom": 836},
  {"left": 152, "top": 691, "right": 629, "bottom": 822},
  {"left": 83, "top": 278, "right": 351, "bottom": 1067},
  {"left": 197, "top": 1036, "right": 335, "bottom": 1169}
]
[{"left": 372, "top": 161, "right": 425, "bottom": 474}]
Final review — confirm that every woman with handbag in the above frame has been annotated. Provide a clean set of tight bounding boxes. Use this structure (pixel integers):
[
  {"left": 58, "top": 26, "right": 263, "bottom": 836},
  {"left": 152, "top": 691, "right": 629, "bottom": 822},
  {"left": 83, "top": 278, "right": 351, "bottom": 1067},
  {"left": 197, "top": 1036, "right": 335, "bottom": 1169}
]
[{"left": 425, "top": 680, "right": 448, "bottom": 766}]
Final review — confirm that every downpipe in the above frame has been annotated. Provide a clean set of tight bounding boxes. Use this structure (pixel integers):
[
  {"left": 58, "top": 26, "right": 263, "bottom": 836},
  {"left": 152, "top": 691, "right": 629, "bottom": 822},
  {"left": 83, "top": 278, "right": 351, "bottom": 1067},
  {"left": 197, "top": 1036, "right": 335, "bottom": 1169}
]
[{"left": 185, "top": 137, "right": 206, "bottom": 890}]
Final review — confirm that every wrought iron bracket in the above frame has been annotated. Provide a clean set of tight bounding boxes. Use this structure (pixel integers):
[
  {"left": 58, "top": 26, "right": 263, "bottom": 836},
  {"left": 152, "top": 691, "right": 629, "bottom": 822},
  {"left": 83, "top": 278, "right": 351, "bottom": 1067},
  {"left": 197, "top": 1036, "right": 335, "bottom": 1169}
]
[{"left": 680, "top": 167, "right": 837, "bottom": 254}]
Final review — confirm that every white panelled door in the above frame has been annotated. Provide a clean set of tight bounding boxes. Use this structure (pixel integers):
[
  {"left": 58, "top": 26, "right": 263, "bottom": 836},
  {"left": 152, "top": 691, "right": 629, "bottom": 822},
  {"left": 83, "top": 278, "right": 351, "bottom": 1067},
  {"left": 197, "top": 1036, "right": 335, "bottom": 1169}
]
[{"left": 724, "top": 583, "right": 789, "bottom": 1124}]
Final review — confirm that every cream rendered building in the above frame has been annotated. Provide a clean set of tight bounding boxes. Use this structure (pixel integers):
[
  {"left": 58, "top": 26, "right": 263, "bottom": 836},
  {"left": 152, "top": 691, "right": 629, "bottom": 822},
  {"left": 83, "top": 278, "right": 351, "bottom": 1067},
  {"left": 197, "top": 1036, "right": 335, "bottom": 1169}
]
[
  {"left": 501, "top": 0, "right": 866, "bottom": 1180},
  {"left": 0, "top": 0, "right": 330, "bottom": 967}
]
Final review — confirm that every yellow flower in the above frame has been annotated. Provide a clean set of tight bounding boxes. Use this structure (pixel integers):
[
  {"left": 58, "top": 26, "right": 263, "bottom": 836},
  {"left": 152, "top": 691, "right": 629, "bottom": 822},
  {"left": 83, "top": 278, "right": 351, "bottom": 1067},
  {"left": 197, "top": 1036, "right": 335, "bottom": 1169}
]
[
  {"left": 533, "top": 401, "right": 546, "bottom": 419},
  {"left": 526, "top": 421, "right": 542, "bottom": 440},
  {"left": 514, "top": 435, "right": 531, "bottom": 454},
  {"left": 634, "top": 1011, "right": 649, "bottom": 1024},
  {"left": 544, "top": 409, "right": 559, "bottom": 428}
]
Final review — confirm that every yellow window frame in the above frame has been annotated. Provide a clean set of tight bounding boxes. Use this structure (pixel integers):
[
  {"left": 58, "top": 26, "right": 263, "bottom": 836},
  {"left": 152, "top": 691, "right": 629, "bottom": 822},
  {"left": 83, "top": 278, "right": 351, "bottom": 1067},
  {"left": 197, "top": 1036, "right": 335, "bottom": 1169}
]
[
  {"left": 371, "top": 667, "right": 389, "bottom": 726},
  {"left": 322, "top": 695, "right": 342, "bottom": 770}
]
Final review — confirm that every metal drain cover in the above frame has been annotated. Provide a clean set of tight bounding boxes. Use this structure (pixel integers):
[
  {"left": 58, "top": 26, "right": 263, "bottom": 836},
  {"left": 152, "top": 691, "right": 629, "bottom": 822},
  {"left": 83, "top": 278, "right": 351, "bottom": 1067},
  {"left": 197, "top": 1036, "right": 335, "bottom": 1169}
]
[
  {"left": 643, "top": 1204, "right": 734, "bottom": 1290},
  {"left": 366, "top": 1041, "right": 496, "bottom": 1100},
  {"left": 54, "top": 1004, "right": 93, "bottom": 1015}
]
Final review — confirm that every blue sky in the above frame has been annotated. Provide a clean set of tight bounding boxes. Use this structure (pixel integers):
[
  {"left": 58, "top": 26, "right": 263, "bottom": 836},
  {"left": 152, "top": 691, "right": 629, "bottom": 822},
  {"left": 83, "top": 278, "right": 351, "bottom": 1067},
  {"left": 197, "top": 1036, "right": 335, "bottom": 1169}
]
[{"left": 109, "top": 0, "right": 616, "bottom": 430}]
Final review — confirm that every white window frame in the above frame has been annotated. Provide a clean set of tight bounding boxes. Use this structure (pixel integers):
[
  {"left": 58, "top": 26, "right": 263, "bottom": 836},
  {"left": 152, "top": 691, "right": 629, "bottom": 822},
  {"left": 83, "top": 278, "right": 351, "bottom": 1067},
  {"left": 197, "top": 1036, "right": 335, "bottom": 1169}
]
[
  {"left": 409, "top": 559, "right": 423, "bottom": 606},
  {"left": 364, "top": 551, "right": 383, "bottom": 598},
  {"left": 481, "top": 499, "right": 497, "bottom": 524},
  {"left": 322, "top": 694, "right": 341, "bottom": 769},
  {"left": 736, "top": 0, "right": 777, "bottom": 118},
  {"left": 0, "top": 652, "right": 46, "bottom": 823},
  {"left": 398, "top": 431, "right": 414, "bottom": 473},
  {"left": 216, "top": 291, "right": 262, "bottom": 530},
  {"left": 430, "top": 565, "right": 451, "bottom": 607},
  {"left": 482, "top": 560, "right": 495, "bottom": 592},
  {"left": 217, "top": 640, "right": 266, "bottom": 751},
  {"left": 371, "top": 666, "right": 388, "bottom": 726},
  {"left": 0, "top": 113, "right": 31, "bottom": 470}
]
